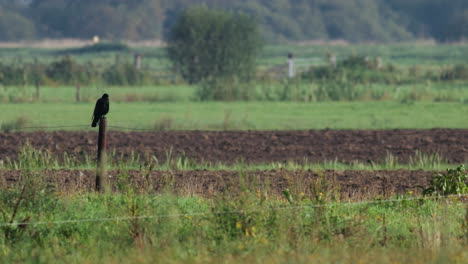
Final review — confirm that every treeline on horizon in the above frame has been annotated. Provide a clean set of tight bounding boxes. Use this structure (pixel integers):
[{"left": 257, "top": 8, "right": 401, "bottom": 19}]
[{"left": 0, "top": 0, "right": 467, "bottom": 43}]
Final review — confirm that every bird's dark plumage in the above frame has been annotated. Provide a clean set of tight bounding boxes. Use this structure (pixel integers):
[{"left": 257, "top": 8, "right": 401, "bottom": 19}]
[{"left": 91, "top": 93, "right": 109, "bottom": 127}]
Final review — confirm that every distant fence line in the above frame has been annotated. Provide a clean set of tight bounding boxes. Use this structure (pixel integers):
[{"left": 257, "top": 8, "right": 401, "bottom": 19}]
[{"left": 0, "top": 54, "right": 332, "bottom": 84}]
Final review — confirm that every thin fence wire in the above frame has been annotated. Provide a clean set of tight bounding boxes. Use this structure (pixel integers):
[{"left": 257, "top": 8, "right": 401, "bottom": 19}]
[
  {"left": 0, "top": 194, "right": 466, "bottom": 228},
  {"left": 12, "top": 125, "right": 91, "bottom": 131},
  {"left": 107, "top": 125, "right": 155, "bottom": 131}
]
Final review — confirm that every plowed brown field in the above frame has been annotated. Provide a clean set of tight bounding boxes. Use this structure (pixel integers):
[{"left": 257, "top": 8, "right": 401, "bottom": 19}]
[
  {"left": 1, "top": 129, "right": 467, "bottom": 164},
  {"left": 0, "top": 169, "right": 434, "bottom": 197}
]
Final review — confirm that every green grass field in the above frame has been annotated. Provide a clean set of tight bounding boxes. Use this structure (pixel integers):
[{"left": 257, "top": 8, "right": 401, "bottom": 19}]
[
  {"left": 1, "top": 44, "right": 468, "bottom": 263},
  {"left": 1, "top": 101, "right": 468, "bottom": 131},
  {"left": 2, "top": 81, "right": 468, "bottom": 104},
  {"left": 0, "top": 85, "right": 193, "bottom": 103}
]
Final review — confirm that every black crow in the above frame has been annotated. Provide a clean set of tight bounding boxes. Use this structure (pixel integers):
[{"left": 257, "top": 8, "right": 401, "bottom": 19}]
[{"left": 91, "top": 93, "right": 109, "bottom": 127}]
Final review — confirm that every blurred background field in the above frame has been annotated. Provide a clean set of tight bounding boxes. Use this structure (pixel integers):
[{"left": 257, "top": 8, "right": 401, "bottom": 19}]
[
  {"left": 1, "top": 43, "right": 468, "bottom": 66},
  {"left": 2, "top": 102, "right": 468, "bottom": 131},
  {"left": 0, "top": 43, "right": 467, "bottom": 131}
]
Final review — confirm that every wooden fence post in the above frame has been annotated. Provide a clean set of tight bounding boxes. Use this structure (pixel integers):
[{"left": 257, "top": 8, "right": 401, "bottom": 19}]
[
  {"left": 134, "top": 54, "right": 142, "bottom": 70},
  {"left": 287, "top": 53, "right": 295, "bottom": 78},
  {"left": 95, "top": 117, "right": 108, "bottom": 192},
  {"left": 76, "top": 84, "right": 81, "bottom": 102}
]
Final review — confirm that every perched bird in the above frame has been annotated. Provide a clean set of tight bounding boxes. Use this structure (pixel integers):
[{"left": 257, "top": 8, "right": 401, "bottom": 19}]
[{"left": 91, "top": 93, "right": 109, "bottom": 127}]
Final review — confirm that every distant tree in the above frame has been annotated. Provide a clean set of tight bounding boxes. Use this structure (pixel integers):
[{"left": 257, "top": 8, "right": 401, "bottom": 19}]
[
  {"left": 0, "top": 0, "right": 467, "bottom": 43},
  {"left": 446, "top": 10, "right": 468, "bottom": 41},
  {"left": 167, "top": 6, "right": 262, "bottom": 85},
  {"left": 385, "top": 0, "right": 468, "bottom": 41},
  {"left": 0, "top": 8, "right": 36, "bottom": 41}
]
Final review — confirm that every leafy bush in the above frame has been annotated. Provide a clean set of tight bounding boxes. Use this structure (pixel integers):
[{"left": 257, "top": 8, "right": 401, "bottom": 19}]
[
  {"left": 422, "top": 165, "right": 468, "bottom": 196},
  {"left": 301, "top": 56, "right": 400, "bottom": 85},
  {"left": 102, "top": 63, "right": 150, "bottom": 86},
  {"left": 339, "top": 56, "right": 370, "bottom": 69},
  {"left": 441, "top": 64, "right": 468, "bottom": 80},
  {"left": 168, "top": 6, "right": 262, "bottom": 100},
  {"left": 0, "top": 63, "right": 27, "bottom": 86},
  {"left": 0, "top": 57, "right": 157, "bottom": 86},
  {"left": 46, "top": 56, "right": 95, "bottom": 85}
]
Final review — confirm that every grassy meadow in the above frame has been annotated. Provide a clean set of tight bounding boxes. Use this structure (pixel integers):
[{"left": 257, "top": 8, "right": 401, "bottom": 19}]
[
  {"left": 1, "top": 101, "right": 468, "bottom": 131},
  {"left": 0, "top": 43, "right": 467, "bottom": 263},
  {"left": 1, "top": 190, "right": 466, "bottom": 263}
]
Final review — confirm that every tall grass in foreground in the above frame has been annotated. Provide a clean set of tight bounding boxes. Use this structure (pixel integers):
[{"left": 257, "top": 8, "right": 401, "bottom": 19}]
[{"left": 0, "top": 167, "right": 466, "bottom": 263}]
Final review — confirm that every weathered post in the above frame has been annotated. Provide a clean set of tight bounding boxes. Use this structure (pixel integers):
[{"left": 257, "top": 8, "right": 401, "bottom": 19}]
[
  {"left": 287, "top": 53, "right": 295, "bottom": 78},
  {"left": 375, "top": 56, "right": 383, "bottom": 70},
  {"left": 95, "top": 117, "right": 108, "bottom": 192},
  {"left": 327, "top": 53, "right": 337, "bottom": 68},
  {"left": 134, "top": 54, "right": 142, "bottom": 70},
  {"left": 35, "top": 80, "right": 40, "bottom": 100},
  {"left": 76, "top": 84, "right": 81, "bottom": 102}
]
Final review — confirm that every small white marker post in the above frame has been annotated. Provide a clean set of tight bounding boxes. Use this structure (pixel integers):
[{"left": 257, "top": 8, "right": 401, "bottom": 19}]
[
  {"left": 134, "top": 54, "right": 142, "bottom": 70},
  {"left": 288, "top": 53, "right": 295, "bottom": 78}
]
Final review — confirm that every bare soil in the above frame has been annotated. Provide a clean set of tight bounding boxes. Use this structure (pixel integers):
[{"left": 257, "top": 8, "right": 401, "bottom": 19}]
[
  {"left": 1, "top": 129, "right": 468, "bottom": 164},
  {"left": 0, "top": 169, "right": 435, "bottom": 198}
]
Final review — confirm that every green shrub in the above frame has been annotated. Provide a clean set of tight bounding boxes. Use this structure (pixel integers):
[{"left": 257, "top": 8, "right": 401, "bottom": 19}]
[
  {"left": 196, "top": 76, "right": 254, "bottom": 101},
  {"left": 314, "top": 80, "right": 364, "bottom": 101},
  {"left": 0, "top": 63, "right": 27, "bottom": 86},
  {"left": 46, "top": 56, "right": 94, "bottom": 85},
  {"left": 301, "top": 55, "right": 400, "bottom": 85},
  {"left": 339, "top": 55, "right": 370, "bottom": 69},
  {"left": 0, "top": 56, "right": 159, "bottom": 86},
  {"left": 441, "top": 64, "right": 468, "bottom": 80},
  {"left": 422, "top": 165, "right": 468, "bottom": 196},
  {"left": 102, "top": 63, "right": 149, "bottom": 86}
]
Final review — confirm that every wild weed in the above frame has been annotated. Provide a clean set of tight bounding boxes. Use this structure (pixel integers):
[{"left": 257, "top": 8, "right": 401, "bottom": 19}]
[{"left": 422, "top": 165, "right": 468, "bottom": 196}]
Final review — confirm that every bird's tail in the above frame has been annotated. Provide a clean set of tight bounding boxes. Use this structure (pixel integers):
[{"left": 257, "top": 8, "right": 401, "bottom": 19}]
[{"left": 91, "top": 117, "right": 98, "bottom": 127}]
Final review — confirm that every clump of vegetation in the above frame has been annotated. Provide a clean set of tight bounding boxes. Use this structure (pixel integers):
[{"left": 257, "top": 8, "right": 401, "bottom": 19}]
[
  {"left": 0, "top": 56, "right": 158, "bottom": 86},
  {"left": 57, "top": 43, "right": 130, "bottom": 55},
  {"left": 0, "top": 116, "right": 30, "bottom": 132},
  {"left": 102, "top": 63, "right": 151, "bottom": 86},
  {"left": 46, "top": 56, "right": 96, "bottom": 85},
  {"left": 422, "top": 165, "right": 468, "bottom": 196},
  {"left": 0, "top": 63, "right": 28, "bottom": 86},
  {"left": 167, "top": 6, "right": 262, "bottom": 100},
  {"left": 153, "top": 116, "right": 174, "bottom": 131},
  {"left": 441, "top": 64, "right": 468, "bottom": 80},
  {"left": 301, "top": 56, "right": 400, "bottom": 85}
]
